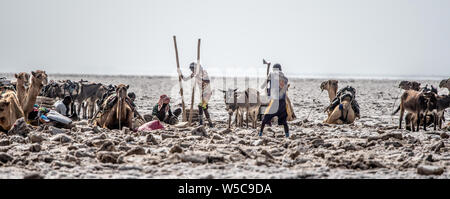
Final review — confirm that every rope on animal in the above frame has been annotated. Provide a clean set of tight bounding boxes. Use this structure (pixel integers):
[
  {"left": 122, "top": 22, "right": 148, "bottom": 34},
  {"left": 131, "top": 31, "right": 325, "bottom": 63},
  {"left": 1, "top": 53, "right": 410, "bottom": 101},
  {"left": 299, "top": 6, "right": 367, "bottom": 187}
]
[{"left": 305, "top": 90, "right": 324, "bottom": 122}]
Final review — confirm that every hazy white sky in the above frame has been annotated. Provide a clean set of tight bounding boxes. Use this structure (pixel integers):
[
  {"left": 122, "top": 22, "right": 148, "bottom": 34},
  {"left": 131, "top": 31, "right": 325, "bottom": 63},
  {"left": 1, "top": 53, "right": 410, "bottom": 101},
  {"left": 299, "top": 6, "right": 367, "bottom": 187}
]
[{"left": 0, "top": 0, "right": 449, "bottom": 77}]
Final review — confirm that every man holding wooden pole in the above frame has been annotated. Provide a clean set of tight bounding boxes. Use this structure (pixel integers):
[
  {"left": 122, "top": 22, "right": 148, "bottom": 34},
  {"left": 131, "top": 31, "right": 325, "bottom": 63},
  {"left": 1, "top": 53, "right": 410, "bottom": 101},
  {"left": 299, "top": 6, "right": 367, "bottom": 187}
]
[{"left": 180, "top": 39, "right": 214, "bottom": 127}]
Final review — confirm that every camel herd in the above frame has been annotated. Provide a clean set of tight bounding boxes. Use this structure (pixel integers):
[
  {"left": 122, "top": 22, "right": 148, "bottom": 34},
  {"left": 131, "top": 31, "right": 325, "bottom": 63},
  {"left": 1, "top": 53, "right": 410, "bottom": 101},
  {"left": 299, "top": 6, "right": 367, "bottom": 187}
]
[
  {"left": 0, "top": 70, "right": 135, "bottom": 132},
  {"left": 1, "top": 71, "right": 450, "bottom": 134}
]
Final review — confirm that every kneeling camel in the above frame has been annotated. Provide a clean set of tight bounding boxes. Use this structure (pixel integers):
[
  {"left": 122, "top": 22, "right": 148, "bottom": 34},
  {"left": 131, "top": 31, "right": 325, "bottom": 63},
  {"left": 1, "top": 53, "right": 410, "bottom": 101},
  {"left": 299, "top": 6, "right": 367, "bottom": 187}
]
[{"left": 94, "top": 84, "right": 133, "bottom": 130}]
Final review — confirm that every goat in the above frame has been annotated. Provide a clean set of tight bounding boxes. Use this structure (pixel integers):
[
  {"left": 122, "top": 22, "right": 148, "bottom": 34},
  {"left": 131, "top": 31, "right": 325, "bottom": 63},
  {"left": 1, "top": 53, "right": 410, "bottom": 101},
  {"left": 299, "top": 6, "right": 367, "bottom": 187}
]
[
  {"left": 392, "top": 90, "right": 436, "bottom": 131},
  {"left": 430, "top": 94, "right": 450, "bottom": 130}
]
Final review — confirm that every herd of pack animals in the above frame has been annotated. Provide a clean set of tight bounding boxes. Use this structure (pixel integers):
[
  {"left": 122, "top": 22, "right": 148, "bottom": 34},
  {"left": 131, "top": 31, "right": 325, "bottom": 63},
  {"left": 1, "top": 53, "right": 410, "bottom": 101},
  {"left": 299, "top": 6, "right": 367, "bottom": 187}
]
[{"left": 1, "top": 70, "right": 450, "bottom": 135}]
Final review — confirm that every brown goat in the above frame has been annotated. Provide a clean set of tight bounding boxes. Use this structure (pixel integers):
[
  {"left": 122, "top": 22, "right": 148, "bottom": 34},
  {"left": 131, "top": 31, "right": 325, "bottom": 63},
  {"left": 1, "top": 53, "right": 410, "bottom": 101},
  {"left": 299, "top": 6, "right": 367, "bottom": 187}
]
[
  {"left": 431, "top": 95, "right": 450, "bottom": 130},
  {"left": 392, "top": 90, "right": 436, "bottom": 131}
]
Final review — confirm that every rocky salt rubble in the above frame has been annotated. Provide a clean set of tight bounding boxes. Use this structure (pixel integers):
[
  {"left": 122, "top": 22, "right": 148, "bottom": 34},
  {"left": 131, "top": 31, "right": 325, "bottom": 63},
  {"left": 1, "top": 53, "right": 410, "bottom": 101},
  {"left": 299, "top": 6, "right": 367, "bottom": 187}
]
[
  {"left": 1, "top": 117, "right": 450, "bottom": 179},
  {"left": 0, "top": 76, "right": 449, "bottom": 178}
]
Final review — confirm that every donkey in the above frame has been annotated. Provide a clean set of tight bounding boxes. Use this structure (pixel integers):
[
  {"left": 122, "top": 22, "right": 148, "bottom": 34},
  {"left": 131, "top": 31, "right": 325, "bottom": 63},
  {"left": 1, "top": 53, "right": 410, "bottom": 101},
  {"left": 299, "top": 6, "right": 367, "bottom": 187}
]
[
  {"left": 74, "top": 80, "right": 103, "bottom": 119},
  {"left": 219, "top": 88, "right": 261, "bottom": 129},
  {"left": 219, "top": 88, "right": 239, "bottom": 129}
]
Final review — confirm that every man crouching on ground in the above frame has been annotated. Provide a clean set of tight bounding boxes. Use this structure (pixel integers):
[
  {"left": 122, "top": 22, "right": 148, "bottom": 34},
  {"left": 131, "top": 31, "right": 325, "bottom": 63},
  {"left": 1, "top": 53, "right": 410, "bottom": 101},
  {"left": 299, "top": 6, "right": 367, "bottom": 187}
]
[{"left": 152, "top": 94, "right": 181, "bottom": 125}]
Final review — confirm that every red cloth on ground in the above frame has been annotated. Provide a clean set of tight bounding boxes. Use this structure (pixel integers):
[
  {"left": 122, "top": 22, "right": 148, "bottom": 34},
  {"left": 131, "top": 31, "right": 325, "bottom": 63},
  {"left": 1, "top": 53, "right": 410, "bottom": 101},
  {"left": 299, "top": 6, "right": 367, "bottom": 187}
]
[{"left": 138, "top": 120, "right": 164, "bottom": 132}]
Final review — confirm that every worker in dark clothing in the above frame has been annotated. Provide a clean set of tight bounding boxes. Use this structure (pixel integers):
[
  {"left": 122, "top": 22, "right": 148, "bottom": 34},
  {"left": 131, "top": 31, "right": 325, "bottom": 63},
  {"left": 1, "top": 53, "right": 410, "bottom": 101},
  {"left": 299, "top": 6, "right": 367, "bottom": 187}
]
[
  {"left": 152, "top": 94, "right": 181, "bottom": 125},
  {"left": 259, "top": 63, "right": 290, "bottom": 137}
]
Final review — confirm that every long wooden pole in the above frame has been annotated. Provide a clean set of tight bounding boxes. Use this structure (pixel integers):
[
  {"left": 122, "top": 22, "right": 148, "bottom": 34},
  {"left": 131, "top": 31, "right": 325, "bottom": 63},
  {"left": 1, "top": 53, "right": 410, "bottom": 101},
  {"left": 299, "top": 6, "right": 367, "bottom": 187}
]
[
  {"left": 263, "top": 59, "right": 271, "bottom": 96},
  {"left": 188, "top": 39, "right": 201, "bottom": 126},
  {"left": 200, "top": 38, "right": 205, "bottom": 126},
  {"left": 245, "top": 77, "right": 249, "bottom": 128},
  {"left": 173, "top": 36, "right": 187, "bottom": 122}
]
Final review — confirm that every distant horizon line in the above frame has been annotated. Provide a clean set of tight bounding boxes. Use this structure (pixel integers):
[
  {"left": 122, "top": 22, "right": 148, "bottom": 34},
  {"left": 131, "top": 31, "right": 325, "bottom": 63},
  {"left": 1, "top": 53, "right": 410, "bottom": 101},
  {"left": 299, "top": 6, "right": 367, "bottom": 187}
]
[{"left": 1, "top": 71, "right": 448, "bottom": 81}]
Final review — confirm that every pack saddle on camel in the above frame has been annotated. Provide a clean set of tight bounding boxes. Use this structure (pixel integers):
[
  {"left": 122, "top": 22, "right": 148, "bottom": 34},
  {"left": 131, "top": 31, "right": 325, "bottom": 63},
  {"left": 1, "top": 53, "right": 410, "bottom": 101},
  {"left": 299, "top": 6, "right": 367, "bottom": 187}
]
[
  {"left": 41, "top": 80, "right": 69, "bottom": 99},
  {"left": 93, "top": 84, "right": 135, "bottom": 130},
  {"left": 324, "top": 86, "right": 360, "bottom": 124}
]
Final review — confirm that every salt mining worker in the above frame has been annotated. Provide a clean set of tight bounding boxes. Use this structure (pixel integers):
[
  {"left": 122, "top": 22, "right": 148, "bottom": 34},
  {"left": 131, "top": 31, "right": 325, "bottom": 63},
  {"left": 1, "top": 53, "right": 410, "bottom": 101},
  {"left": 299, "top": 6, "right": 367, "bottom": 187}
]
[
  {"left": 127, "top": 92, "right": 138, "bottom": 117},
  {"left": 54, "top": 95, "right": 72, "bottom": 117},
  {"left": 152, "top": 94, "right": 181, "bottom": 125},
  {"left": 180, "top": 62, "right": 214, "bottom": 127},
  {"left": 259, "top": 63, "right": 290, "bottom": 137},
  {"left": 128, "top": 92, "right": 136, "bottom": 103}
]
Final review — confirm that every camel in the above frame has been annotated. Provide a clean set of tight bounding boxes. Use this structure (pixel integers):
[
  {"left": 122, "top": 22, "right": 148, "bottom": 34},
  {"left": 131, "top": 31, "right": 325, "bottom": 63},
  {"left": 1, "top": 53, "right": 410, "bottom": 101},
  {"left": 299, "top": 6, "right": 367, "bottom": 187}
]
[
  {"left": 325, "top": 93, "right": 356, "bottom": 124},
  {"left": 0, "top": 91, "right": 25, "bottom": 131},
  {"left": 22, "top": 70, "right": 48, "bottom": 120},
  {"left": 320, "top": 80, "right": 339, "bottom": 102},
  {"left": 392, "top": 90, "right": 436, "bottom": 131},
  {"left": 324, "top": 86, "right": 359, "bottom": 124},
  {"left": 94, "top": 84, "right": 133, "bottom": 130},
  {"left": 14, "top": 72, "right": 30, "bottom": 106},
  {"left": 440, "top": 78, "right": 450, "bottom": 92}
]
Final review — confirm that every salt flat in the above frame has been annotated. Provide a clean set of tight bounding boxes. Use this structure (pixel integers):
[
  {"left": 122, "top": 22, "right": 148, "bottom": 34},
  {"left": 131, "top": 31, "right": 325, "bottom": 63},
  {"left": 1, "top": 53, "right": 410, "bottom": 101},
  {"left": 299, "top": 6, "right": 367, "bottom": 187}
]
[{"left": 0, "top": 74, "right": 449, "bottom": 179}]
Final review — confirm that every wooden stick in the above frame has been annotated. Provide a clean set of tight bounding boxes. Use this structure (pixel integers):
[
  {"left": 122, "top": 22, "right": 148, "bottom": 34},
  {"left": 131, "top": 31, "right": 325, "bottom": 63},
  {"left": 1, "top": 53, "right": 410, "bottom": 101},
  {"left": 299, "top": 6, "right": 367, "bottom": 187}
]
[
  {"left": 245, "top": 77, "right": 249, "bottom": 128},
  {"left": 263, "top": 59, "right": 271, "bottom": 96},
  {"left": 188, "top": 39, "right": 201, "bottom": 126},
  {"left": 173, "top": 36, "right": 187, "bottom": 122},
  {"left": 199, "top": 38, "right": 205, "bottom": 126}
]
